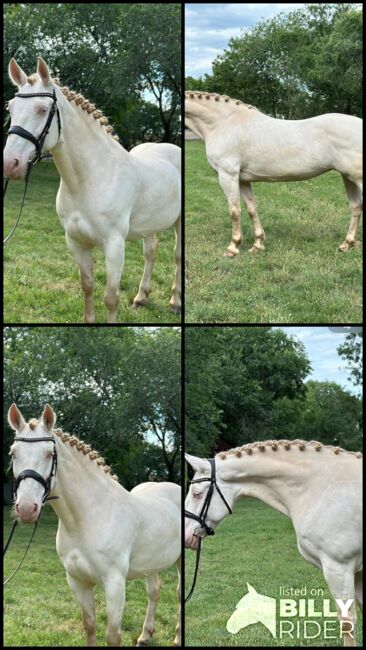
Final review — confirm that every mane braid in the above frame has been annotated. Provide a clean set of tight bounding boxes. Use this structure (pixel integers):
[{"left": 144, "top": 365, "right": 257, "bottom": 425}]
[
  {"left": 52, "top": 76, "right": 120, "bottom": 143},
  {"left": 215, "top": 439, "right": 362, "bottom": 460},
  {"left": 53, "top": 428, "right": 119, "bottom": 481},
  {"left": 185, "top": 90, "right": 259, "bottom": 111}
]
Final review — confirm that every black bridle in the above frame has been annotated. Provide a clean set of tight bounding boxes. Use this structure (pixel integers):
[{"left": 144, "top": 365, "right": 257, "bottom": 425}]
[
  {"left": 4, "top": 87, "right": 61, "bottom": 245},
  {"left": 4, "top": 435, "right": 58, "bottom": 586},
  {"left": 185, "top": 458, "right": 232, "bottom": 602},
  {"left": 7, "top": 88, "right": 61, "bottom": 164}
]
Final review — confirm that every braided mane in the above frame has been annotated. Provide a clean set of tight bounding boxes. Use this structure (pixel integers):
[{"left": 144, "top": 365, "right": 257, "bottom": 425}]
[
  {"left": 215, "top": 439, "right": 362, "bottom": 460},
  {"left": 185, "top": 90, "right": 259, "bottom": 112},
  {"left": 50, "top": 425, "right": 119, "bottom": 482}
]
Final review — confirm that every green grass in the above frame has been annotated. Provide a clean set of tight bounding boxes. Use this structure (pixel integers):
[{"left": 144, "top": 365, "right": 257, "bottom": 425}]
[
  {"left": 185, "top": 499, "right": 362, "bottom": 647},
  {"left": 4, "top": 163, "right": 180, "bottom": 324},
  {"left": 185, "top": 141, "right": 362, "bottom": 323},
  {"left": 4, "top": 507, "right": 179, "bottom": 646}
]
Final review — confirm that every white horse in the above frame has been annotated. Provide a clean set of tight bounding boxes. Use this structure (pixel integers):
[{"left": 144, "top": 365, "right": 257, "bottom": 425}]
[
  {"left": 185, "top": 440, "right": 362, "bottom": 647},
  {"left": 4, "top": 57, "right": 181, "bottom": 323},
  {"left": 8, "top": 404, "right": 181, "bottom": 647},
  {"left": 185, "top": 91, "right": 362, "bottom": 256}
]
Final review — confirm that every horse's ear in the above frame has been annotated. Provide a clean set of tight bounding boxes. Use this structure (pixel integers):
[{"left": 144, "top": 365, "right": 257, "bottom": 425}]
[
  {"left": 8, "top": 58, "right": 27, "bottom": 88},
  {"left": 8, "top": 404, "right": 26, "bottom": 432},
  {"left": 247, "top": 582, "right": 256, "bottom": 594},
  {"left": 42, "top": 404, "right": 56, "bottom": 430},
  {"left": 37, "top": 57, "right": 50, "bottom": 86},
  {"left": 185, "top": 453, "right": 210, "bottom": 473}
]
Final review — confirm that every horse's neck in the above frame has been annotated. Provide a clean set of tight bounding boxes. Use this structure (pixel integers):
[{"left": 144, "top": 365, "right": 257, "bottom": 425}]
[
  {"left": 50, "top": 92, "right": 129, "bottom": 191},
  {"left": 185, "top": 99, "right": 245, "bottom": 140},
  {"left": 219, "top": 449, "right": 317, "bottom": 518},
  {"left": 49, "top": 438, "right": 130, "bottom": 528}
]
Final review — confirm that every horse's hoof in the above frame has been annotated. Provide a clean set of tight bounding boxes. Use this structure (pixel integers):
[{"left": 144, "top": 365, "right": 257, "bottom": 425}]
[
  {"left": 132, "top": 300, "right": 145, "bottom": 309},
  {"left": 169, "top": 305, "right": 181, "bottom": 315},
  {"left": 248, "top": 244, "right": 265, "bottom": 254}
]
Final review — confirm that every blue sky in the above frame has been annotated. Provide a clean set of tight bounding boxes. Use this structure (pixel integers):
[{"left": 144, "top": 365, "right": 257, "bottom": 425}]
[
  {"left": 273, "top": 327, "right": 362, "bottom": 396},
  {"left": 185, "top": 3, "right": 307, "bottom": 78}
]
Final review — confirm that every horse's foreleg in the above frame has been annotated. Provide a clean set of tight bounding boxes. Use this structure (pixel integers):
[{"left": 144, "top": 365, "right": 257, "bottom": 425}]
[
  {"left": 339, "top": 176, "right": 363, "bottom": 252},
  {"left": 103, "top": 236, "right": 126, "bottom": 323},
  {"left": 136, "top": 573, "right": 160, "bottom": 646},
  {"left": 218, "top": 170, "right": 242, "bottom": 257},
  {"left": 66, "top": 235, "right": 96, "bottom": 323},
  {"left": 67, "top": 575, "right": 97, "bottom": 646},
  {"left": 133, "top": 234, "right": 158, "bottom": 308},
  {"left": 104, "top": 574, "right": 126, "bottom": 647},
  {"left": 240, "top": 181, "right": 266, "bottom": 253},
  {"left": 355, "top": 571, "right": 362, "bottom": 612},
  {"left": 173, "top": 556, "right": 181, "bottom": 646},
  {"left": 169, "top": 216, "right": 181, "bottom": 314},
  {"left": 323, "top": 562, "right": 357, "bottom": 646}
]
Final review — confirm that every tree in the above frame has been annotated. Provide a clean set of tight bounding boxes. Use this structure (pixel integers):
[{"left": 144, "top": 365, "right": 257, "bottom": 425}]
[{"left": 337, "top": 331, "right": 363, "bottom": 388}]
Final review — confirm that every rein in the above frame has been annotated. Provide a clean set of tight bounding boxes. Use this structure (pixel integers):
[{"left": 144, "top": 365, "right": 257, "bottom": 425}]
[
  {"left": 185, "top": 458, "right": 232, "bottom": 602},
  {"left": 3, "top": 88, "right": 61, "bottom": 246},
  {"left": 3, "top": 435, "right": 59, "bottom": 586}
]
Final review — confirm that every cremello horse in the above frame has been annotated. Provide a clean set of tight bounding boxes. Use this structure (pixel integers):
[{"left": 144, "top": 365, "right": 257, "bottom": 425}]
[
  {"left": 185, "top": 91, "right": 362, "bottom": 256},
  {"left": 4, "top": 57, "right": 181, "bottom": 323},
  {"left": 185, "top": 440, "right": 362, "bottom": 646},
  {"left": 8, "top": 404, "right": 181, "bottom": 646}
]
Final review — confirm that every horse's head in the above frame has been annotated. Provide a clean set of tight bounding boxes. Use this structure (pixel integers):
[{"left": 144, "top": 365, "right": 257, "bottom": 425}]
[
  {"left": 8, "top": 403, "right": 57, "bottom": 523},
  {"left": 185, "top": 453, "right": 234, "bottom": 550},
  {"left": 4, "top": 57, "right": 61, "bottom": 179}
]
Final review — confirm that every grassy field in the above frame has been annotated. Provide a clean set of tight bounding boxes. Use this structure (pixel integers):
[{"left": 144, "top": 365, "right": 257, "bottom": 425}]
[
  {"left": 4, "top": 163, "right": 180, "bottom": 324},
  {"left": 4, "top": 506, "right": 179, "bottom": 647},
  {"left": 185, "top": 499, "right": 362, "bottom": 647},
  {"left": 185, "top": 141, "right": 362, "bottom": 323}
]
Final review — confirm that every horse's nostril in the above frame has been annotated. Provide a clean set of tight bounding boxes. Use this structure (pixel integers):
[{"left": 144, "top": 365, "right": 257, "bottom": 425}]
[
  {"left": 13, "top": 158, "right": 19, "bottom": 168},
  {"left": 32, "top": 503, "right": 37, "bottom": 513}
]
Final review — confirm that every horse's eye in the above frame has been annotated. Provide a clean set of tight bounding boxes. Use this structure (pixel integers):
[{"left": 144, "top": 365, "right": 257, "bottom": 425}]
[{"left": 193, "top": 492, "right": 202, "bottom": 499}]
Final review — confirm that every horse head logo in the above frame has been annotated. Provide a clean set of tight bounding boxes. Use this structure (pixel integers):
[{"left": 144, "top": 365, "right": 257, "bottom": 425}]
[{"left": 227, "top": 583, "right": 276, "bottom": 638}]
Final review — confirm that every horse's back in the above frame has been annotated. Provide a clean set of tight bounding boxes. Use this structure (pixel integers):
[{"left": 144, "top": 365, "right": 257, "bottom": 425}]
[
  {"left": 131, "top": 481, "right": 180, "bottom": 509},
  {"left": 130, "top": 142, "right": 181, "bottom": 173}
]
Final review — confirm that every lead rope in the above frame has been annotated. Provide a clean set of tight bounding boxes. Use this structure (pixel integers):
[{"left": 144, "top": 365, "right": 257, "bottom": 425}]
[
  {"left": 185, "top": 535, "right": 202, "bottom": 603},
  {"left": 3, "top": 518, "right": 39, "bottom": 586},
  {"left": 3, "top": 162, "right": 33, "bottom": 245}
]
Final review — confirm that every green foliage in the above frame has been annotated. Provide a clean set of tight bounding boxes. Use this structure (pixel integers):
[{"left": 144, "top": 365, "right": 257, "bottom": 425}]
[
  {"left": 185, "top": 327, "right": 310, "bottom": 455},
  {"left": 3, "top": 327, "right": 181, "bottom": 487},
  {"left": 4, "top": 3, "right": 181, "bottom": 145},
  {"left": 185, "top": 4, "right": 362, "bottom": 118},
  {"left": 337, "top": 332, "right": 363, "bottom": 387}
]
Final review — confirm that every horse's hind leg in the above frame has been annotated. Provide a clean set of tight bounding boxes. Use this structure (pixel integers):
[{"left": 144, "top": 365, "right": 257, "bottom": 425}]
[
  {"left": 136, "top": 573, "right": 160, "bottom": 646},
  {"left": 133, "top": 234, "right": 158, "bottom": 308},
  {"left": 240, "top": 181, "right": 266, "bottom": 253},
  {"left": 218, "top": 170, "right": 243, "bottom": 257},
  {"left": 173, "top": 556, "right": 181, "bottom": 646},
  {"left": 339, "top": 176, "right": 363, "bottom": 252},
  {"left": 67, "top": 575, "right": 97, "bottom": 646},
  {"left": 169, "top": 216, "right": 181, "bottom": 314},
  {"left": 355, "top": 570, "right": 362, "bottom": 612}
]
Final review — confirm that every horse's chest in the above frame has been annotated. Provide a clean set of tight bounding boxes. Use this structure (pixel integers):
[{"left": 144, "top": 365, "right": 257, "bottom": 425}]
[
  {"left": 60, "top": 210, "right": 102, "bottom": 245},
  {"left": 58, "top": 542, "right": 98, "bottom": 582}
]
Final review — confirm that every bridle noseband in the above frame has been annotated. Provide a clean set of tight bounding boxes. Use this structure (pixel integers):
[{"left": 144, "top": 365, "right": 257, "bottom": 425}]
[
  {"left": 185, "top": 458, "right": 232, "bottom": 536},
  {"left": 185, "top": 458, "right": 232, "bottom": 602},
  {"left": 7, "top": 88, "right": 61, "bottom": 164},
  {"left": 13, "top": 436, "right": 58, "bottom": 504}
]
